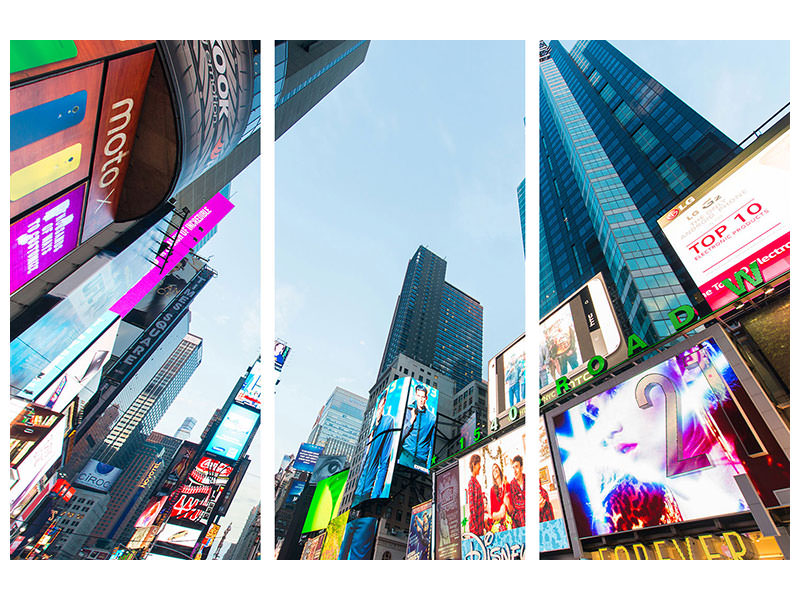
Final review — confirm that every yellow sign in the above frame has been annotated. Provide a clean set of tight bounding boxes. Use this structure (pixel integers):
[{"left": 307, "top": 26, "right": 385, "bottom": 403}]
[{"left": 587, "top": 530, "right": 783, "bottom": 560}]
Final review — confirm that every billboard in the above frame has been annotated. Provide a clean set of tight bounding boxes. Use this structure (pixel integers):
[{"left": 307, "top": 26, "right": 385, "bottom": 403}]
[
  {"left": 134, "top": 496, "right": 168, "bottom": 529},
  {"left": 659, "top": 120, "right": 790, "bottom": 311},
  {"left": 549, "top": 325, "right": 790, "bottom": 538},
  {"left": 168, "top": 483, "right": 221, "bottom": 528},
  {"left": 310, "top": 454, "right": 348, "bottom": 484},
  {"left": 293, "top": 443, "right": 324, "bottom": 473},
  {"left": 205, "top": 403, "right": 259, "bottom": 462},
  {"left": 301, "top": 532, "right": 326, "bottom": 560},
  {"left": 397, "top": 378, "right": 439, "bottom": 474},
  {"left": 187, "top": 454, "right": 235, "bottom": 486},
  {"left": 285, "top": 480, "right": 306, "bottom": 506},
  {"left": 538, "top": 417, "right": 570, "bottom": 553},
  {"left": 459, "top": 426, "right": 526, "bottom": 560},
  {"left": 320, "top": 510, "right": 349, "bottom": 560},
  {"left": 434, "top": 463, "right": 461, "bottom": 560},
  {"left": 488, "top": 334, "right": 527, "bottom": 422},
  {"left": 274, "top": 340, "right": 291, "bottom": 372},
  {"left": 406, "top": 500, "right": 433, "bottom": 560},
  {"left": 338, "top": 516, "right": 378, "bottom": 560},
  {"left": 539, "top": 273, "right": 625, "bottom": 407},
  {"left": 235, "top": 357, "right": 262, "bottom": 410},
  {"left": 75, "top": 459, "right": 123, "bottom": 493},
  {"left": 352, "top": 378, "right": 409, "bottom": 507},
  {"left": 155, "top": 523, "right": 203, "bottom": 549},
  {"left": 11, "top": 184, "right": 84, "bottom": 294},
  {"left": 302, "top": 469, "right": 349, "bottom": 534}
]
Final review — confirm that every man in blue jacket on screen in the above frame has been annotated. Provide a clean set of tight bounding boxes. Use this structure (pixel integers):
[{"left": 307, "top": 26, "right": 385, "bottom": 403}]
[
  {"left": 354, "top": 390, "right": 395, "bottom": 503},
  {"left": 399, "top": 383, "right": 436, "bottom": 471}
]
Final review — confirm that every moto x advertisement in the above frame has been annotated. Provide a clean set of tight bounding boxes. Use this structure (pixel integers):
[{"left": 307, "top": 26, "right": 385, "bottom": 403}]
[
  {"left": 550, "top": 327, "right": 789, "bottom": 538},
  {"left": 397, "top": 378, "right": 439, "bottom": 474}
]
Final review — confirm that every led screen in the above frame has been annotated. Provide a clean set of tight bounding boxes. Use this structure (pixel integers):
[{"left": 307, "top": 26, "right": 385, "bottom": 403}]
[
  {"left": 406, "top": 500, "right": 433, "bottom": 560},
  {"left": 434, "top": 463, "right": 461, "bottom": 560},
  {"left": 168, "top": 482, "right": 220, "bottom": 528},
  {"left": 310, "top": 454, "right": 348, "bottom": 484},
  {"left": 459, "top": 426, "right": 526, "bottom": 560},
  {"left": 235, "top": 358, "right": 262, "bottom": 410},
  {"left": 293, "top": 443, "right": 324, "bottom": 473},
  {"left": 488, "top": 335, "right": 527, "bottom": 422},
  {"left": 274, "top": 340, "right": 291, "bottom": 371},
  {"left": 285, "top": 480, "right": 306, "bottom": 506},
  {"left": 338, "top": 517, "right": 378, "bottom": 560},
  {"left": 538, "top": 417, "right": 570, "bottom": 552},
  {"left": 321, "top": 511, "right": 349, "bottom": 560},
  {"left": 352, "top": 378, "right": 409, "bottom": 507},
  {"left": 134, "top": 496, "right": 168, "bottom": 529},
  {"left": 155, "top": 523, "right": 203, "bottom": 549},
  {"left": 300, "top": 532, "right": 326, "bottom": 560},
  {"left": 551, "top": 332, "right": 790, "bottom": 538},
  {"left": 206, "top": 403, "right": 259, "bottom": 461},
  {"left": 659, "top": 124, "right": 790, "bottom": 310},
  {"left": 187, "top": 455, "right": 235, "bottom": 486},
  {"left": 302, "top": 469, "right": 349, "bottom": 534},
  {"left": 397, "top": 378, "right": 439, "bottom": 474}
]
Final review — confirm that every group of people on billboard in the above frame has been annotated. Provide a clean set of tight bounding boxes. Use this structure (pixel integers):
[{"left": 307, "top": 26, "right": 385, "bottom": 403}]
[{"left": 540, "top": 305, "right": 582, "bottom": 387}]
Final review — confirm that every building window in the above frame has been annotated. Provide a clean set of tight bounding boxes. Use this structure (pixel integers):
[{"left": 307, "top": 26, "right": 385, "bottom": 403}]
[
  {"left": 632, "top": 124, "right": 658, "bottom": 156},
  {"left": 613, "top": 102, "right": 635, "bottom": 128},
  {"left": 657, "top": 156, "right": 692, "bottom": 195}
]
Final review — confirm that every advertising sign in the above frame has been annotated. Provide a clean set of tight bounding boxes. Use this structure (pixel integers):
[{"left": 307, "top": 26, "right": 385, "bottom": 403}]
[
  {"left": 168, "top": 483, "right": 220, "bottom": 528},
  {"left": 274, "top": 340, "right": 291, "bottom": 371},
  {"left": 134, "top": 496, "right": 168, "bottom": 529},
  {"left": 539, "top": 273, "right": 625, "bottom": 407},
  {"left": 10, "top": 405, "right": 66, "bottom": 510},
  {"left": 538, "top": 417, "right": 570, "bottom": 553},
  {"left": 550, "top": 326, "right": 790, "bottom": 538},
  {"left": 155, "top": 523, "right": 203, "bottom": 549},
  {"left": 310, "top": 454, "right": 348, "bottom": 484},
  {"left": 434, "top": 463, "right": 461, "bottom": 560},
  {"left": 459, "top": 426, "right": 526, "bottom": 560},
  {"left": 235, "top": 357, "right": 262, "bottom": 410},
  {"left": 285, "top": 480, "right": 306, "bottom": 506},
  {"left": 75, "top": 459, "right": 123, "bottom": 493},
  {"left": 338, "top": 517, "right": 378, "bottom": 560},
  {"left": 302, "top": 469, "right": 349, "bottom": 534},
  {"left": 406, "top": 500, "right": 433, "bottom": 560},
  {"left": 659, "top": 121, "right": 790, "bottom": 311},
  {"left": 301, "top": 532, "right": 326, "bottom": 560},
  {"left": 187, "top": 454, "right": 235, "bottom": 486},
  {"left": 488, "top": 334, "right": 527, "bottom": 422},
  {"left": 352, "top": 378, "right": 410, "bottom": 507},
  {"left": 82, "top": 49, "right": 155, "bottom": 242},
  {"left": 11, "top": 184, "right": 84, "bottom": 294},
  {"left": 293, "top": 443, "right": 324, "bottom": 473},
  {"left": 206, "top": 403, "right": 259, "bottom": 462},
  {"left": 321, "top": 510, "right": 349, "bottom": 560},
  {"left": 397, "top": 378, "right": 439, "bottom": 474}
]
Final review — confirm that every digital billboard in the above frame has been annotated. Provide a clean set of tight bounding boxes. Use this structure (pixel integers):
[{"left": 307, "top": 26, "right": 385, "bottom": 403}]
[
  {"left": 352, "top": 378, "right": 410, "bottom": 507},
  {"left": 338, "top": 516, "right": 378, "bottom": 560},
  {"left": 155, "top": 523, "right": 203, "bottom": 549},
  {"left": 301, "top": 532, "right": 326, "bottom": 560},
  {"left": 310, "top": 454, "right": 348, "bottom": 484},
  {"left": 75, "top": 459, "right": 123, "bottom": 493},
  {"left": 488, "top": 334, "right": 527, "bottom": 422},
  {"left": 539, "top": 273, "right": 625, "bottom": 407},
  {"left": 397, "top": 378, "right": 439, "bottom": 474},
  {"left": 11, "top": 184, "right": 84, "bottom": 294},
  {"left": 406, "top": 500, "right": 433, "bottom": 560},
  {"left": 187, "top": 455, "right": 235, "bottom": 486},
  {"left": 235, "top": 357, "right": 263, "bottom": 410},
  {"left": 459, "top": 426, "right": 526, "bottom": 560},
  {"left": 434, "top": 463, "right": 461, "bottom": 560},
  {"left": 206, "top": 403, "right": 259, "bottom": 462},
  {"left": 321, "top": 510, "right": 349, "bottom": 560},
  {"left": 285, "top": 480, "right": 306, "bottom": 506},
  {"left": 550, "top": 325, "right": 790, "bottom": 539},
  {"left": 302, "top": 469, "right": 349, "bottom": 534},
  {"left": 538, "top": 417, "right": 570, "bottom": 553},
  {"left": 168, "top": 483, "right": 220, "bottom": 528},
  {"left": 293, "top": 443, "right": 324, "bottom": 473},
  {"left": 658, "top": 119, "right": 790, "bottom": 311},
  {"left": 134, "top": 496, "right": 168, "bottom": 529},
  {"left": 274, "top": 340, "right": 291, "bottom": 372}
]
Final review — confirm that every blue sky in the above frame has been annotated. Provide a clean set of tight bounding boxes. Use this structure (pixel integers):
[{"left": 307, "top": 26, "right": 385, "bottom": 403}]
[{"left": 275, "top": 41, "right": 526, "bottom": 468}]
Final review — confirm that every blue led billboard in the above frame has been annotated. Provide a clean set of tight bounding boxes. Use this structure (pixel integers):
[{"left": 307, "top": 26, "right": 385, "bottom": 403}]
[{"left": 205, "top": 403, "right": 259, "bottom": 462}]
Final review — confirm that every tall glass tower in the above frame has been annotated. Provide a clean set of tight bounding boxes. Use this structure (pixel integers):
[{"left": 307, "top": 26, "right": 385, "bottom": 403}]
[
  {"left": 540, "top": 40, "right": 739, "bottom": 342},
  {"left": 379, "top": 246, "right": 483, "bottom": 391}
]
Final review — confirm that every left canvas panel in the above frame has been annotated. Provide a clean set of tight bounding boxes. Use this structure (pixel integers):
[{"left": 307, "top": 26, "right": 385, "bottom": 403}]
[{"left": 10, "top": 40, "right": 262, "bottom": 560}]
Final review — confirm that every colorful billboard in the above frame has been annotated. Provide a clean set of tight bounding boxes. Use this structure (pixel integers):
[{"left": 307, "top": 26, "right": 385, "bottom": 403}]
[
  {"left": 11, "top": 184, "right": 84, "bottom": 294},
  {"left": 235, "top": 357, "right": 262, "bottom": 410},
  {"left": 488, "top": 334, "right": 527, "bottom": 422},
  {"left": 434, "top": 463, "right": 461, "bottom": 560},
  {"left": 338, "top": 516, "right": 378, "bottom": 560},
  {"left": 320, "top": 510, "right": 349, "bottom": 560},
  {"left": 539, "top": 273, "right": 625, "bottom": 407},
  {"left": 310, "top": 454, "right": 348, "bottom": 484},
  {"left": 550, "top": 326, "right": 790, "bottom": 538},
  {"left": 75, "top": 459, "right": 123, "bottom": 493},
  {"left": 538, "top": 417, "right": 570, "bottom": 553},
  {"left": 300, "top": 532, "right": 326, "bottom": 560},
  {"left": 658, "top": 120, "right": 790, "bottom": 311},
  {"left": 274, "top": 340, "right": 291, "bottom": 372},
  {"left": 285, "top": 480, "right": 306, "bottom": 506},
  {"left": 397, "top": 378, "right": 439, "bottom": 474},
  {"left": 352, "top": 378, "right": 409, "bottom": 507},
  {"left": 459, "top": 426, "right": 526, "bottom": 560},
  {"left": 187, "top": 455, "right": 235, "bottom": 486},
  {"left": 205, "top": 403, "right": 259, "bottom": 462},
  {"left": 302, "top": 469, "right": 349, "bottom": 534},
  {"left": 134, "top": 496, "right": 168, "bottom": 529},
  {"left": 155, "top": 523, "right": 203, "bottom": 549},
  {"left": 406, "top": 500, "right": 433, "bottom": 560},
  {"left": 293, "top": 443, "right": 324, "bottom": 473}
]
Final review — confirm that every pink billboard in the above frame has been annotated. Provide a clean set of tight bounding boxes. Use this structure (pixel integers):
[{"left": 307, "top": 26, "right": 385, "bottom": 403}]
[{"left": 110, "top": 192, "right": 234, "bottom": 315}]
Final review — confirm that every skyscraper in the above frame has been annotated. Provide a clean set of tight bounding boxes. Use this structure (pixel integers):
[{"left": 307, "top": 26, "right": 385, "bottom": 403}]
[
  {"left": 540, "top": 40, "right": 739, "bottom": 342},
  {"left": 275, "top": 40, "right": 370, "bottom": 139},
  {"left": 379, "top": 245, "right": 483, "bottom": 391},
  {"left": 175, "top": 417, "right": 198, "bottom": 440},
  {"left": 517, "top": 179, "right": 525, "bottom": 255},
  {"left": 307, "top": 387, "right": 368, "bottom": 463}
]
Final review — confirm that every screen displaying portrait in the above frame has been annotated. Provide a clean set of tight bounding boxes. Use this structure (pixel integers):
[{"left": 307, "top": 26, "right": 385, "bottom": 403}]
[
  {"left": 458, "top": 426, "right": 526, "bottom": 560},
  {"left": 338, "top": 516, "right": 378, "bottom": 560},
  {"left": 551, "top": 332, "right": 790, "bottom": 538},
  {"left": 397, "top": 378, "right": 439, "bottom": 474},
  {"left": 538, "top": 417, "right": 570, "bottom": 552}
]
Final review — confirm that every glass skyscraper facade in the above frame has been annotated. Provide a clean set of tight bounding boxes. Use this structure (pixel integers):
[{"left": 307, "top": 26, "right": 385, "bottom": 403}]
[
  {"left": 540, "top": 40, "right": 739, "bottom": 342},
  {"left": 307, "top": 387, "right": 367, "bottom": 463},
  {"left": 379, "top": 246, "right": 483, "bottom": 391}
]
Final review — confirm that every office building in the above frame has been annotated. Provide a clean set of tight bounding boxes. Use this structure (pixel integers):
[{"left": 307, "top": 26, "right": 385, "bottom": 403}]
[
  {"left": 540, "top": 40, "right": 739, "bottom": 341},
  {"left": 453, "top": 379, "right": 488, "bottom": 436},
  {"left": 275, "top": 40, "right": 370, "bottom": 139},
  {"left": 517, "top": 179, "right": 526, "bottom": 255},
  {"left": 175, "top": 417, "right": 197, "bottom": 440},
  {"left": 307, "top": 387, "right": 368, "bottom": 463},
  {"left": 230, "top": 504, "right": 261, "bottom": 560},
  {"left": 379, "top": 245, "right": 483, "bottom": 392}
]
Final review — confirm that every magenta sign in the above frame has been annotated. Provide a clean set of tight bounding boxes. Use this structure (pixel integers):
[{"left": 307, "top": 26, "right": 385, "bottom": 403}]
[
  {"left": 11, "top": 184, "right": 85, "bottom": 294},
  {"left": 110, "top": 192, "right": 234, "bottom": 316}
]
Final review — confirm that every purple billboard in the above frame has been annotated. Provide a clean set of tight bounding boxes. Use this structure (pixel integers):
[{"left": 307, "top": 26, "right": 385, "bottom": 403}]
[{"left": 11, "top": 184, "right": 84, "bottom": 293}]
